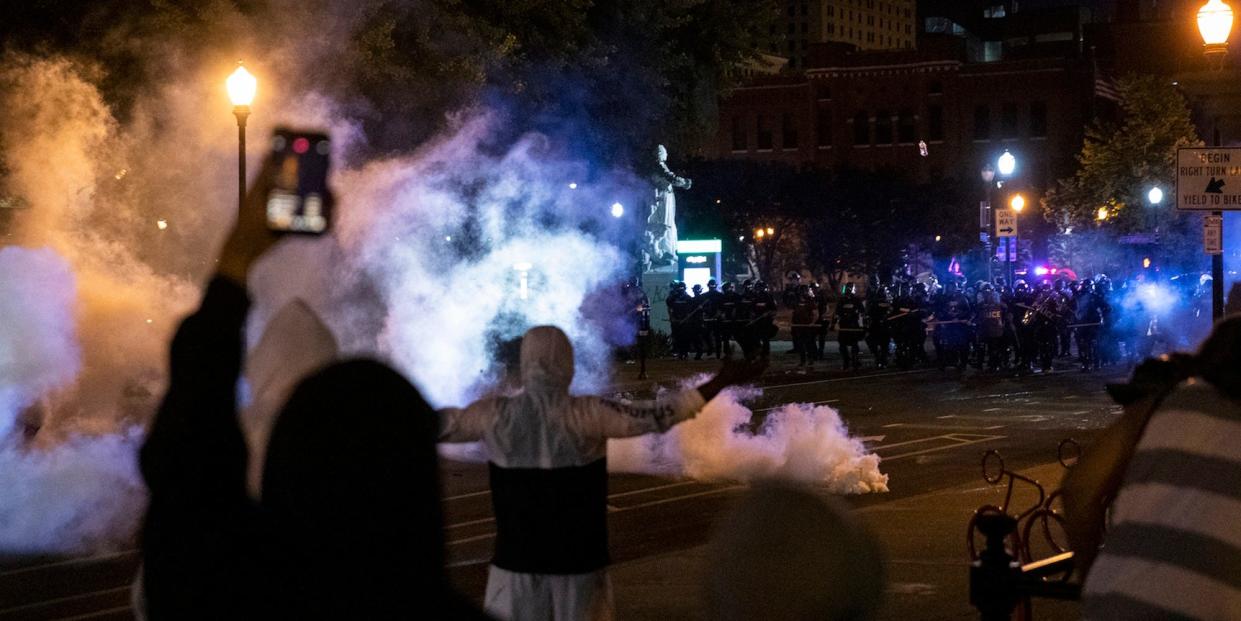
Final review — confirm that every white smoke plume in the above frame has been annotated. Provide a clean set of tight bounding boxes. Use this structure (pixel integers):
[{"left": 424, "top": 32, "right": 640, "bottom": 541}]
[{"left": 609, "top": 385, "right": 889, "bottom": 494}]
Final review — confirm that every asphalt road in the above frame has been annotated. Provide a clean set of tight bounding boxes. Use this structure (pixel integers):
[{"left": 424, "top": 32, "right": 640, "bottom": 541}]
[{"left": 0, "top": 354, "right": 1128, "bottom": 621}]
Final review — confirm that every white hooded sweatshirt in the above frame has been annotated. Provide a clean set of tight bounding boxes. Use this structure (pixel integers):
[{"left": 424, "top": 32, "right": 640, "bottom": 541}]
[{"left": 438, "top": 326, "right": 706, "bottom": 621}]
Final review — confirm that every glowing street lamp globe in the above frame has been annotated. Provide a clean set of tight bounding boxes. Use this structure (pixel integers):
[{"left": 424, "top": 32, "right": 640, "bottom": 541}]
[
  {"left": 1199, "top": 0, "right": 1235, "bottom": 54},
  {"left": 1097, "top": 206, "right": 1110, "bottom": 221},
  {"left": 1148, "top": 186, "right": 1164, "bottom": 205},
  {"left": 1010, "top": 194, "right": 1026, "bottom": 212},
  {"left": 610, "top": 202, "right": 624, "bottom": 218},
  {"left": 227, "top": 64, "right": 257, "bottom": 108},
  {"left": 997, "top": 150, "right": 1016, "bottom": 177}
]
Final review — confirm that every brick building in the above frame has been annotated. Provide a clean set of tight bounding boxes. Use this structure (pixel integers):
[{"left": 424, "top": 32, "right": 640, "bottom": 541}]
[
  {"left": 714, "top": 32, "right": 1096, "bottom": 194},
  {"left": 772, "top": 0, "right": 918, "bottom": 70}
]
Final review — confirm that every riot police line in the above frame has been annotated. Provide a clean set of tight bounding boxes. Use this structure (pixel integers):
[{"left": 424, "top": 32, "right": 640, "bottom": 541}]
[{"left": 625, "top": 273, "right": 1137, "bottom": 375}]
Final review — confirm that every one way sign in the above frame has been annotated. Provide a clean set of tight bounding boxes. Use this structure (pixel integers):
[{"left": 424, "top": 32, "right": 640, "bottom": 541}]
[{"left": 995, "top": 209, "right": 1018, "bottom": 238}]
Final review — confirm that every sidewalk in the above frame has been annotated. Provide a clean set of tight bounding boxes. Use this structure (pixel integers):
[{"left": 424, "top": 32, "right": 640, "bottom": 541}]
[{"left": 610, "top": 462, "right": 1080, "bottom": 621}]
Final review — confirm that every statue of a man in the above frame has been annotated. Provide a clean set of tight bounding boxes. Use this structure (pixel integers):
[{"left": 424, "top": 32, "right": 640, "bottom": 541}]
[{"left": 647, "top": 144, "right": 692, "bottom": 267}]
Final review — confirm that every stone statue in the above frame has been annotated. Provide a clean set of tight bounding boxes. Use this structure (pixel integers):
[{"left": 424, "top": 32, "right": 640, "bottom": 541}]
[{"left": 646, "top": 144, "right": 692, "bottom": 268}]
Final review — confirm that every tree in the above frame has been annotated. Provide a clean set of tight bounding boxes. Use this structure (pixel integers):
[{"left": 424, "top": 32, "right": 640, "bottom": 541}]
[{"left": 1041, "top": 74, "right": 1204, "bottom": 273}]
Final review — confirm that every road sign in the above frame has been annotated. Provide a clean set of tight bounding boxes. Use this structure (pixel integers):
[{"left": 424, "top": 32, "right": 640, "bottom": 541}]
[
  {"left": 1177, "top": 147, "right": 1241, "bottom": 211},
  {"left": 1204, "top": 214, "right": 1223, "bottom": 255},
  {"left": 995, "top": 209, "right": 1018, "bottom": 237}
]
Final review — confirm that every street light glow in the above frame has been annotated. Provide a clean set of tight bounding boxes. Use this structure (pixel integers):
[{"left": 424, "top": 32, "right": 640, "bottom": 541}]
[
  {"left": 226, "top": 64, "right": 257, "bottom": 107},
  {"left": 997, "top": 150, "right": 1016, "bottom": 176},
  {"left": 1198, "top": 0, "right": 1235, "bottom": 47},
  {"left": 766, "top": 227, "right": 775, "bottom": 235},
  {"left": 1010, "top": 194, "right": 1026, "bottom": 212},
  {"left": 1097, "top": 206, "right": 1110, "bottom": 221},
  {"left": 1148, "top": 186, "right": 1164, "bottom": 205},
  {"left": 568, "top": 182, "right": 578, "bottom": 190},
  {"left": 755, "top": 228, "right": 765, "bottom": 239},
  {"left": 610, "top": 202, "right": 624, "bottom": 218}
]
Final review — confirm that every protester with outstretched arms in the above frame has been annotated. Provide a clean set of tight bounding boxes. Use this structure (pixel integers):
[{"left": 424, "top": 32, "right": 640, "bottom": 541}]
[{"left": 439, "top": 329, "right": 764, "bottom": 621}]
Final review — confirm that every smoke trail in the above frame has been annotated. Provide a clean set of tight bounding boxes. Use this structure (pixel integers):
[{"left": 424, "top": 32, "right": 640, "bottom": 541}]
[{"left": 609, "top": 385, "right": 889, "bottom": 494}]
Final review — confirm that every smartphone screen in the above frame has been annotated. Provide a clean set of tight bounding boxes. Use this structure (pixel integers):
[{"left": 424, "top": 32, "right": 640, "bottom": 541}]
[{"left": 266, "top": 128, "right": 330, "bottom": 234}]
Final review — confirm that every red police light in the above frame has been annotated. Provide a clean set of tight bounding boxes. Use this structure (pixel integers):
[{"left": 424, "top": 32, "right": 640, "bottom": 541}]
[{"left": 292, "top": 137, "right": 310, "bottom": 154}]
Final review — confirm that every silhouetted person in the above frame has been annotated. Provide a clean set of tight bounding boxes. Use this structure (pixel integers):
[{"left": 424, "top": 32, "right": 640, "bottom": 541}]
[
  {"left": 140, "top": 158, "right": 487, "bottom": 619},
  {"left": 704, "top": 482, "right": 884, "bottom": 621},
  {"left": 1064, "top": 316, "right": 1241, "bottom": 618}
]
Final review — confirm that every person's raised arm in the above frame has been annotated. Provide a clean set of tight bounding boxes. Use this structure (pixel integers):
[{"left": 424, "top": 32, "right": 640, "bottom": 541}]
[
  {"left": 586, "top": 358, "right": 767, "bottom": 439},
  {"left": 141, "top": 157, "right": 281, "bottom": 494}
]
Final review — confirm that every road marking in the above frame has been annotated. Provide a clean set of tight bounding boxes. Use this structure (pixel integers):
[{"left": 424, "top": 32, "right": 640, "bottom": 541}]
[
  {"left": 882, "top": 434, "right": 1006, "bottom": 461},
  {"left": 761, "top": 368, "right": 935, "bottom": 390},
  {"left": 444, "top": 489, "right": 492, "bottom": 502},
  {"left": 446, "top": 480, "right": 707, "bottom": 530},
  {"left": 0, "top": 550, "right": 137, "bottom": 578},
  {"left": 754, "top": 399, "right": 839, "bottom": 413},
  {"left": 882, "top": 423, "right": 1005, "bottom": 431},
  {"left": 871, "top": 435, "right": 963, "bottom": 450},
  {"left": 859, "top": 435, "right": 887, "bottom": 443}
]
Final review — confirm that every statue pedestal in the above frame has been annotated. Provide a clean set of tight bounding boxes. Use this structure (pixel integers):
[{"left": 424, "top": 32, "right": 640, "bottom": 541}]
[{"left": 641, "top": 267, "right": 676, "bottom": 335}]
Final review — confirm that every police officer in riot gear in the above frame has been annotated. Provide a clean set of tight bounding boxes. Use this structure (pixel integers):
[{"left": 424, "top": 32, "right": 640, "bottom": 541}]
[
  {"left": 834, "top": 283, "right": 866, "bottom": 371},
  {"left": 718, "top": 281, "right": 739, "bottom": 359},
  {"left": 790, "top": 284, "right": 818, "bottom": 368},
  {"left": 666, "top": 281, "right": 693, "bottom": 360},
  {"left": 734, "top": 280, "right": 758, "bottom": 360},
  {"left": 865, "top": 286, "right": 893, "bottom": 368},
  {"left": 688, "top": 284, "right": 706, "bottom": 360},
  {"left": 750, "top": 281, "right": 778, "bottom": 359},
  {"left": 1074, "top": 279, "right": 1108, "bottom": 371},
  {"left": 699, "top": 280, "right": 724, "bottom": 359},
  {"left": 975, "top": 283, "right": 1010, "bottom": 372}
]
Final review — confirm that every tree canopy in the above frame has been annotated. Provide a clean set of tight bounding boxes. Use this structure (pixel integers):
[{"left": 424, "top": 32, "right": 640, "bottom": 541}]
[
  {"left": 1041, "top": 74, "right": 1204, "bottom": 272},
  {"left": 0, "top": 0, "right": 777, "bottom": 163}
]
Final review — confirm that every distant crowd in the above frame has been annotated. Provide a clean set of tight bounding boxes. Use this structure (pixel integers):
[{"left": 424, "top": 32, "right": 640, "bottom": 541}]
[{"left": 643, "top": 272, "right": 1220, "bottom": 375}]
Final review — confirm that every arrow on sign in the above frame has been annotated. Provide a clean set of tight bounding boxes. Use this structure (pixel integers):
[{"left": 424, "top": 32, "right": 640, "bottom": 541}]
[{"left": 998, "top": 227, "right": 1015, "bottom": 234}]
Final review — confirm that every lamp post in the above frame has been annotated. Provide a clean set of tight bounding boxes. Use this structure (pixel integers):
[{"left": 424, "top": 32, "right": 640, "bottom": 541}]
[
  {"left": 981, "top": 164, "right": 997, "bottom": 282},
  {"left": 1198, "top": 0, "right": 1233, "bottom": 320},
  {"left": 1010, "top": 193, "right": 1025, "bottom": 285},
  {"left": 227, "top": 63, "right": 257, "bottom": 214}
]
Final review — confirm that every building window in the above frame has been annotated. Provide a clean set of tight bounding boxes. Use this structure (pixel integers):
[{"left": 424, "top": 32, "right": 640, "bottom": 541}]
[
  {"left": 781, "top": 112, "right": 798, "bottom": 150},
  {"left": 898, "top": 109, "right": 916, "bottom": 143},
  {"left": 817, "top": 107, "right": 832, "bottom": 147},
  {"left": 852, "top": 111, "right": 870, "bottom": 145},
  {"left": 757, "top": 114, "right": 774, "bottom": 150},
  {"left": 1030, "top": 101, "right": 1048, "bottom": 138},
  {"left": 974, "top": 105, "right": 991, "bottom": 141},
  {"left": 1001, "top": 102, "right": 1018, "bottom": 139},
  {"left": 928, "top": 104, "right": 944, "bottom": 141},
  {"left": 732, "top": 115, "right": 748, "bottom": 151},
  {"left": 875, "top": 109, "right": 893, "bottom": 144}
]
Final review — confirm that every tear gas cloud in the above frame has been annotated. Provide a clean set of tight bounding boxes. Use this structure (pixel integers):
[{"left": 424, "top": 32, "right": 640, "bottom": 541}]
[{"left": 610, "top": 384, "right": 888, "bottom": 494}]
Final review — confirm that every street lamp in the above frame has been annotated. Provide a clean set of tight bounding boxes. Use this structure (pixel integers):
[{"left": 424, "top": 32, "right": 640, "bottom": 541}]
[
  {"left": 998, "top": 150, "right": 1017, "bottom": 177},
  {"left": 981, "top": 164, "right": 997, "bottom": 282},
  {"left": 1197, "top": 0, "right": 1233, "bottom": 320},
  {"left": 1009, "top": 193, "right": 1025, "bottom": 284},
  {"left": 1096, "top": 206, "right": 1110, "bottom": 221},
  {"left": 1147, "top": 186, "right": 1164, "bottom": 205},
  {"left": 227, "top": 62, "right": 257, "bottom": 214},
  {"left": 610, "top": 202, "right": 625, "bottom": 218},
  {"left": 1199, "top": 0, "right": 1235, "bottom": 59}
]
